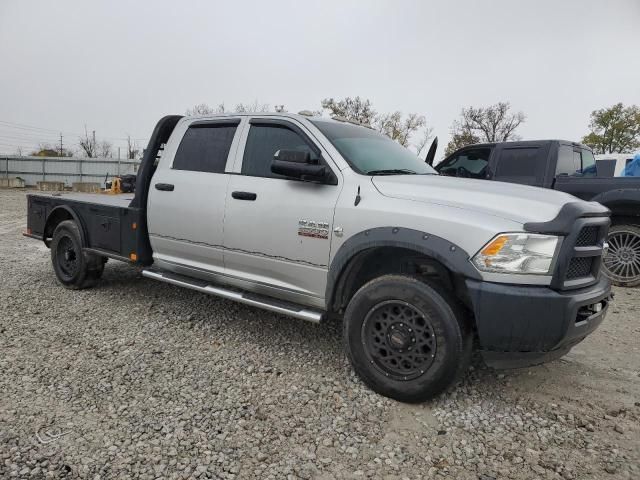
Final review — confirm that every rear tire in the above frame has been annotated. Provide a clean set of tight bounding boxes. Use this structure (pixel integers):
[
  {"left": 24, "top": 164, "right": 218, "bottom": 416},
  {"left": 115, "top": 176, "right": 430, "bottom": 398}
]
[
  {"left": 343, "top": 275, "right": 471, "bottom": 402},
  {"left": 51, "top": 220, "right": 106, "bottom": 289},
  {"left": 603, "top": 224, "right": 640, "bottom": 287}
]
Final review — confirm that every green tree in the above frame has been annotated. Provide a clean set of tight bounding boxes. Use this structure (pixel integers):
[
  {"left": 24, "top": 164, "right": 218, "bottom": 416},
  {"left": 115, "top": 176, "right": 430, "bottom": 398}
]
[
  {"left": 582, "top": 103, "right": 640, "bottom": 154},
  {"left": 445, "top": 102, "right": 525, "bottom": 155}
]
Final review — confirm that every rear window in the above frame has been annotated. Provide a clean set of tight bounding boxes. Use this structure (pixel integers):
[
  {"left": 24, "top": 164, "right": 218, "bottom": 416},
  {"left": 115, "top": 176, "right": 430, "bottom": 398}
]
[
  {"left": 173, "top": 124, "right": 237, "bottom": 173},
  {"left": 556, "top": 146, "right": 580, "bottom": 175},
  {"left": 494, "top": 147, "right": 540, "bottom": 184},
  {"left": 556, "top": 145, "right": 596, "bottom": 176}
]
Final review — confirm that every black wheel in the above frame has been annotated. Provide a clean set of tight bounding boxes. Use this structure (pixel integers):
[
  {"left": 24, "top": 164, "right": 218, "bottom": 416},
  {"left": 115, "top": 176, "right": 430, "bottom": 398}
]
[
  {"left": 603, "top": 224, "right": 640, "bottom": 287},
  {"left": 51, "top": 220, "right": 106, "bottom": 289},
  {"left": 343, "top": 275, "right": 471, "bottom": 402}
]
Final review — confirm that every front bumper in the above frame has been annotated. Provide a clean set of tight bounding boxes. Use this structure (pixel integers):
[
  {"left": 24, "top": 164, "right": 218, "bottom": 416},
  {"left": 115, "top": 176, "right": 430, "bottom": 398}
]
[{"left": 466, "top": 276, "right": 612, "bottom": 369}]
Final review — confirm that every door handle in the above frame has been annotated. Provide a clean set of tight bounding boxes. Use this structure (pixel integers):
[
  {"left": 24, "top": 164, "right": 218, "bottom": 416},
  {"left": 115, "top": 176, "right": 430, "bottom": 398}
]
[
  {"left": 155, "top": 183, "right": 174, "bottom": 191},
  {"left": 231, "top": 191, "right": 257, "bottom": 201}
]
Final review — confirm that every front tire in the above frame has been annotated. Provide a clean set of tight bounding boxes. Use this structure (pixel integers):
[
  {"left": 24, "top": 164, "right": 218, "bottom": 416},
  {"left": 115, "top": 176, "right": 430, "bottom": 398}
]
[
  {"left": 51, "top": 220, "right": 106, "bottom": 289},
  {"left": 603, "top": 224, "right": 640, "bottom": 287},
  {"left": 343, "top": 275, "right": 471, "bottom": 402}
]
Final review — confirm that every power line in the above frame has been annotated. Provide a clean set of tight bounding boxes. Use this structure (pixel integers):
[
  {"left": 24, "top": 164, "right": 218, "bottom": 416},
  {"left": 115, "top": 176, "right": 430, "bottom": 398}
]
[{"left": 0, "top": 119, "right": 149, "bottom": 142}]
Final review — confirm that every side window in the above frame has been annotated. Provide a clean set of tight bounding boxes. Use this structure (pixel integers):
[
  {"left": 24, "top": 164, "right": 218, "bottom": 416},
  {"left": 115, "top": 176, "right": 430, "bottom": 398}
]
[
  {"left": 494, "top": 147, "right": 539, "bottom": 185},
  {"left": 555, "top": 146, "right": 597, "bottom": 176},
  {"left": 556, "top": 145, "right": 580, "bottom": 175},
  {"left": 242, "top": 124, "right": 317, "bottom": 179},
  {"left": 438, "top": 148, "right": 490, "bottom": 178},
  {"left": 173, "top": 124, "right": 237, "bottom": 173},
  {"left": 580, "top": 149, "right": 596, "bottom": 175}
]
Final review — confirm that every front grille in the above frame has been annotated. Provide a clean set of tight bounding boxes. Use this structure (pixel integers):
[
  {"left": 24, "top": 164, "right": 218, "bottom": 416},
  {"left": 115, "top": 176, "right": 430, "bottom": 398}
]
[
  {"left": 566, "top": 257, "right": 593, "bottom": 279},
  {"left": 554, "top": 217, "right": 610, "bottom": 290},
  {"left": 575, "top": 226, "right": 599, "bottom": 246}
]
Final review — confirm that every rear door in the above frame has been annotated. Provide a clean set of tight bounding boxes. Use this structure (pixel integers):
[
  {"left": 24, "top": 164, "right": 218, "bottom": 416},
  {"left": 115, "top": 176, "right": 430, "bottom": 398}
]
[
  {"left": 147, "top": 118, "right": 243, "bottom": 273},
  {"left": 222, "top": 118, "right": 342, "bottom": 306},
  {"left": 553, "top": 144, "right": 601, "bottom": 199},
  {"left": 489, "top": 143, "right": 550, "bottom": 186}
]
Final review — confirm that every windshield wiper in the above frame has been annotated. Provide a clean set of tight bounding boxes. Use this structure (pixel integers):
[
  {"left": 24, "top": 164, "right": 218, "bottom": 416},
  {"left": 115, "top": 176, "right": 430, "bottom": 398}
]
[{"left": 367, "top": 169, "right": 417, "bottom": 176}]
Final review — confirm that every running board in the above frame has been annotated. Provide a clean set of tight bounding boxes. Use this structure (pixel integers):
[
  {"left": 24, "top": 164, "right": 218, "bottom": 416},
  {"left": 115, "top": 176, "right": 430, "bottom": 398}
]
[{"left": 142, "top": 269, "right": 324, "bottom": 324}]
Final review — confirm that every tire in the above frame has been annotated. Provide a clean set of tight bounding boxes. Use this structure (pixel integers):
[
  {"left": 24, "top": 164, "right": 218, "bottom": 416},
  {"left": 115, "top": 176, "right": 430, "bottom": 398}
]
[
  {"left": 603, "top": 224, "right": 640, "bottom": 287},
  {"left": 343, "top": 275, "right": 471, "bottom": 403},
  {"left": 50, "top": 220, "right": 106, "bottom": 289}
]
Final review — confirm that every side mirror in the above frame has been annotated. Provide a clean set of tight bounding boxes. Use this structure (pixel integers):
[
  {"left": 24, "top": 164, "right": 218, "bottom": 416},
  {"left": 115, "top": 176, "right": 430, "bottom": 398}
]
[
  {"left": 274, "top": 149, "right": 312, "bottom": 163},
  {"left": 271, "top": 149, "right": 327, "bottom": 181}
]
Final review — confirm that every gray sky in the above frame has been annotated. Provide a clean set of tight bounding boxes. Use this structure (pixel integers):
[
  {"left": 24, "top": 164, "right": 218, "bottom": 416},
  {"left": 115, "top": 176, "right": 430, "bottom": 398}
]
[{"left": 1, "top": 0, "right": 639, "bottom": 157}]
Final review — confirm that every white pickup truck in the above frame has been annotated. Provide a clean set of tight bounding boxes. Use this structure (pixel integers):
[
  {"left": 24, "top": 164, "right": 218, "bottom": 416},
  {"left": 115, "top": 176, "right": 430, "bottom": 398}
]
[{"left": 25, "top": 113, "right": 612, "bottom": 402}]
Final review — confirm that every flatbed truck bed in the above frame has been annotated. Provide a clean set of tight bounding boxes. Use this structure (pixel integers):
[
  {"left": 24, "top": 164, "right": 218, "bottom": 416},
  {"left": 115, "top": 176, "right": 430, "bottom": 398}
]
[{"left": 26, "top": 191, "right": 141, "bottom": 263}]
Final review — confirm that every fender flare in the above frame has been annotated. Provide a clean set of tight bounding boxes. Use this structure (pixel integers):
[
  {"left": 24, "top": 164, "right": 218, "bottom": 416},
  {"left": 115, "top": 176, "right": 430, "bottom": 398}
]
[
  {"left": 591, "top": 189, "right": 640, "bottom": 217},
  {"left": 43, "top": 205, "right": 88, "bottom": 248},
  {"left": 325, "top": 226, "right": 481, "bottom": 311}
]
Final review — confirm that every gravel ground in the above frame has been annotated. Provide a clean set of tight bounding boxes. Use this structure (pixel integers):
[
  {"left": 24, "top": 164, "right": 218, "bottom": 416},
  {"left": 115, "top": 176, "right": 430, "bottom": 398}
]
[{"left": 1, "top": 188, "right": 639, "bottom": 480}]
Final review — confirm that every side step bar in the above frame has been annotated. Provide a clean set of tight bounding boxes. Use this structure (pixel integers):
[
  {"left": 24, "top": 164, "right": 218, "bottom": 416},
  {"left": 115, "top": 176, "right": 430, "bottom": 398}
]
[{"left": 142, "top": 269, "right": 324, "bottom": 324}]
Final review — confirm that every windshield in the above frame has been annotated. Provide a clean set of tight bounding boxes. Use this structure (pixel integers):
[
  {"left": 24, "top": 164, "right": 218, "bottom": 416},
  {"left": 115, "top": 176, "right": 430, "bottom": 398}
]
[{"left": 311, "top": 119, "right": 437, "bottom": 175}]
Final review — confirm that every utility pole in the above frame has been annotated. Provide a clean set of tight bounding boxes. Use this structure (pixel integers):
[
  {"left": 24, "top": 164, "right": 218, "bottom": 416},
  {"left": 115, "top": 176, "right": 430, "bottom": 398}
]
[
  {"left": 59, "top": 133, "right": 63, "bottom": 157},
  {"left": 92, "top": 130, "right": 96, "bottom": 158}
]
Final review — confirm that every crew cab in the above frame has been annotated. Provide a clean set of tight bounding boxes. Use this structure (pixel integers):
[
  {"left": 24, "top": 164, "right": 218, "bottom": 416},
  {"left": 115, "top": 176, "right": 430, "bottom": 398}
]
[
  {"left": 25, "top": 114, "right": 612, "bottom": 402},
  {"left": 434, "top": 140, "right": 640, "bottom": 287}
]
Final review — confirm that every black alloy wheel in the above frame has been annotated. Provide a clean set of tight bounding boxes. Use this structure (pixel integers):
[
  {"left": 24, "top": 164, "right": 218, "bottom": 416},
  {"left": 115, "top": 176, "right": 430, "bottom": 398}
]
[
  {"left": 343, "top": 275, "right": 471, "bottom": 403},
  {"left": 55, "top": 235, "right": 79, "bottom": 281},
  {"left": 361, "top": 300, "right": 437, "bottom": 381}
]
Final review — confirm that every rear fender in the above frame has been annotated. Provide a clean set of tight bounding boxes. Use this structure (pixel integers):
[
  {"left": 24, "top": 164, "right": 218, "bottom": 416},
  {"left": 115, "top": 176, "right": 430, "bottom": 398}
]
[{"left": 43, "top": 205, "right": 88, "bottom": 248}]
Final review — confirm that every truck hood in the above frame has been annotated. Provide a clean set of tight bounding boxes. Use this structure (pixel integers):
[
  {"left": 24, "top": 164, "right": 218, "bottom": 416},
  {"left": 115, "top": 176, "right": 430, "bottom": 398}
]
[{"left": 371, "top": 175, "right": 579, "bottom": 224}]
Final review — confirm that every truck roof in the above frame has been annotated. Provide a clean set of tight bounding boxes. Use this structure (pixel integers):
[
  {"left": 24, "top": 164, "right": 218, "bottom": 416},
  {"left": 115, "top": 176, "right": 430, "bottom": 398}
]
[
  {"left": 183, "top": 112, "right": 323, "bottom": 122},
  {"left": 181, "top": 112, "right": 371, "bottom": 127},
  {"left": 465, "top": 139, "right": 591, "bottom": 150}
]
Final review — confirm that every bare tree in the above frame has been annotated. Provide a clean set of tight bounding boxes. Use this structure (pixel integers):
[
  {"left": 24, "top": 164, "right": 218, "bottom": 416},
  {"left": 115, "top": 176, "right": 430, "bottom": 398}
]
[
  {"left": 14, "top": 146, "right": 23, "bottom": 156},
  {"left": 375, "top": 112, "right": 431, "bottom": 149},
  {"left": 186, "top": 101, "right": 273, "bottom": 115},
  {"left": 78, "top": 127, "right": 97, "bottom": 158},
  {"left": 415, "top": 126, "right": 435, "bottom": 156},
  {"left": 234, "top": 100, "right": 270, "bottom": 113},
  {"left": 445, "top": 102, "right": 525, "bottom": 155},
  {"left": 321, "top": 96, "right": 376, "bottom": 125},
  {"left": 186, "top": 103, "right": 226, "bottom": 116},
  {"left": 126, "top": 135, "right": 140, "bottom": 159},
  {"left": 98, "top": 141, "right": 113, "bottom": 158}
]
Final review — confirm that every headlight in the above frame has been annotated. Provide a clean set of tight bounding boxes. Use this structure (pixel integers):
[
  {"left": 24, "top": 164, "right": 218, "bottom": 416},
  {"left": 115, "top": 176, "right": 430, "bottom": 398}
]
[{"left": 472, "top": 233, "right": 559, "bottom": 275}]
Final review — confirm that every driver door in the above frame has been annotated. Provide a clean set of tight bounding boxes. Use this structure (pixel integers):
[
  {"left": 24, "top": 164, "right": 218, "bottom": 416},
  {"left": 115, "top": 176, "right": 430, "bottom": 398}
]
[{"left": 222, "top": 118, "right": 342, "bottom": 307}]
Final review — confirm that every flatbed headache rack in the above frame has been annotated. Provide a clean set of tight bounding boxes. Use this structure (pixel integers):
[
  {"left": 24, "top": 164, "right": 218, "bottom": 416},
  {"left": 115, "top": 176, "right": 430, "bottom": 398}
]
[{"left": 24, "top": 115, "right": 184, "bottom": 266}]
